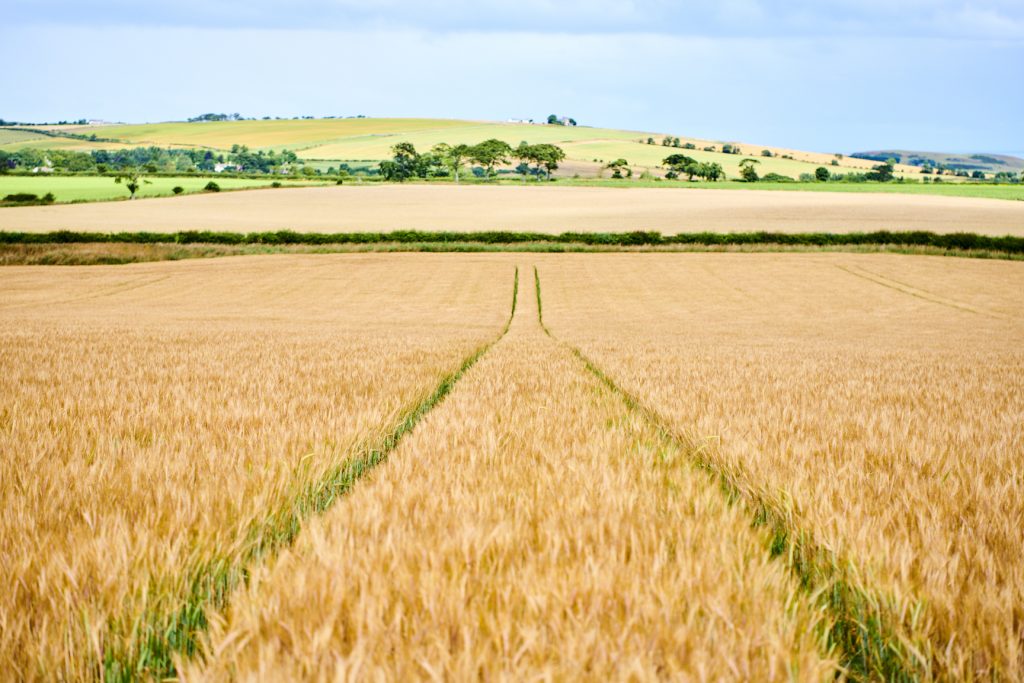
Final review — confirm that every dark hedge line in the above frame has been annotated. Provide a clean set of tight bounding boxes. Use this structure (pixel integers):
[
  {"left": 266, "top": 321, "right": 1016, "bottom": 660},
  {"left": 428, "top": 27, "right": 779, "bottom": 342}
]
[{"left": 1, "top": 230, "right": 1021, "bottom": 253}]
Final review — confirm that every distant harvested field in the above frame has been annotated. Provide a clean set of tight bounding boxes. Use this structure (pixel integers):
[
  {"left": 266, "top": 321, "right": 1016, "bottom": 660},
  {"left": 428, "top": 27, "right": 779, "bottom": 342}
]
[
  {"left": 1, "top": 184, "right": 1023, "bottom": 235},
  {"left": 48, "top": 118, "right": 474, "bottom": 150},
  {"left": 0, "top": 129, "right": 52, "bottom": 145}
]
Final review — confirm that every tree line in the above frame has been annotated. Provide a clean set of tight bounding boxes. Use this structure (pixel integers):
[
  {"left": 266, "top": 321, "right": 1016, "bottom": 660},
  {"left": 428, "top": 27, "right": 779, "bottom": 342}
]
[
  {"left": 379, "top": 140, "right": 566, "bottom": 182},
  {"left": 0, "top": 146, "right": 309, "bottom": 175}
]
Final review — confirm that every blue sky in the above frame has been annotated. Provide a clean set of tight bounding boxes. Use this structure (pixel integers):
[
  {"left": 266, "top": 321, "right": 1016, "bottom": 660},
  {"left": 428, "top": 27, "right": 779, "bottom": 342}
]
[{"left": 2, "top": 1, "right": 1021, "bottom": 154}]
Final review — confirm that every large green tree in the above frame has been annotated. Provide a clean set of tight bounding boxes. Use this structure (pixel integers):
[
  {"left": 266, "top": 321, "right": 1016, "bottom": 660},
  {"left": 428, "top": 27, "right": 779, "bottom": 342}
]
[
  {"left": 432, "top": 143, "right": 471, "bottom": 183},
  {"left": 531, "top": 143, "right": 565, "bottom": 180},
  {"left": 739, "top": 158, "right": 760, "bottom": 182},
  {"left": 468, "top": 139, "right": 512, "bottom": 178},
  {"left": 663, "top": 153, "right": 700, "bottom": 180},
  {"left": 515, "top": 142, "right": 566, "bottom": 181},
  {"left": 379, "top": 142, "right": 421, "bottom": 181}
]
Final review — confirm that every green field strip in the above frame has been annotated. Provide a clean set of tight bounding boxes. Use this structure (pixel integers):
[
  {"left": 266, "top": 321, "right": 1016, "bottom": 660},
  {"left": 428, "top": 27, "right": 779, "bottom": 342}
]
[
  {"left": 99, "top": 267, "right": 519, "bottom": 681},
  {"left": 532, "top": 266, "right": 931, "bottom": 682}
]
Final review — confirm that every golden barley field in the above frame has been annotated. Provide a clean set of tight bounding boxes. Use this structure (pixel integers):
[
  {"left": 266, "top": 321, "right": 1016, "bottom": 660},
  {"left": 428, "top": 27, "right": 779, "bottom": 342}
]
[
  {"left": 539, "top": 253, "right": 1024, "bottom": 679},
  {"left": 0, "top": 254, "right": 512, "bottom": 680},
  {"left": 3, "top": 184, "right": 1024, "bottom": 235},
  {"left": 183, "top": 272, "right": 838, "bottom": 681},
  {"left": 2, "top": 251, "right": 1022, "bottom": 681}
]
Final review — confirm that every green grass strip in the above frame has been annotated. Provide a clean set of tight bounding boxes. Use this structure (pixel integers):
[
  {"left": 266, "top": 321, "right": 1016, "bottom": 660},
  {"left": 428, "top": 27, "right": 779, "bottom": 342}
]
[
  {"left": 533, "top": 266, "right": 928, "bottom": 682},
  {"left": 2, "top": 229, "right": 1022, "bottom": 255},
  {"left": 100, "top": 267, "right": 519, "bottom": 681}
]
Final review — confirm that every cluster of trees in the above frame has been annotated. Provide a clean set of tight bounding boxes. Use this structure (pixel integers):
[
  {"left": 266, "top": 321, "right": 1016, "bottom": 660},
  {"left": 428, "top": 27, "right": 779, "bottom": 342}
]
[
  {"left": 645, "top": 136, "right": 699, "bottom": 151},
  {"left": 186, "top": 113, "right": 370, "bottom": 122},
  {"left": 662, "top": 154, "right": 724, "bottom": 181},
  {"left": 921, "top": 166, "right": 993, "bottom": 179},
  {"left": 187, "top": 113, "right": 244, "bottom": 122},
  {"left": 546, "top": 115, "right": 577, "bottom": 126},
  {"left": 739, "top": 160, "right": 897, "bottom": 183},
  {"left": 0, "top": 146, "right": 308, "bottom": 175},
  {"left": 0, "top": 118, "right": 88, "bottom": 126},
  {"left": 379, "top": 140, "right": 566, "bottom": 182}
]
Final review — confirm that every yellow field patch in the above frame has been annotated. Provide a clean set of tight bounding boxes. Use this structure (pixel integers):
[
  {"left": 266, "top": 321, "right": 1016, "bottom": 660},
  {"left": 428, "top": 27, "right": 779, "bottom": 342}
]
[
  {"left": 185, "top": 261, "right": 838, "bottom": 681},
  {"left": 539, "top": 252, "right": 1024, "bottom": 679},
  {"left": 0, "top": 254, "right": 512, "bottom": 679}
]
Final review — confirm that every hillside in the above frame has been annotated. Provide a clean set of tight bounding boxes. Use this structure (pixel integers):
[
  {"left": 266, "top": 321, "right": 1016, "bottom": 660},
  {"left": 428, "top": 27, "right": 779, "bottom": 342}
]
[
  {"left": 1, "top": 117, "right": 923, "bottom": 180},
  {"left": 852, "top": 149, "right": 1024, "bottom": 173}
]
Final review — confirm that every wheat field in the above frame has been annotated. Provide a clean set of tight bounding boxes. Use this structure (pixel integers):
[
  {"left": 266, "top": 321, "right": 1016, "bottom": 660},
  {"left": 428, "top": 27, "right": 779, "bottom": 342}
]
[
  {"left": 2, "top": 251, "right": 1021, "bottom": 680},
  {"left": 0, "top": 254, "right": 511, "bottom": 679},
  {"left": 539, "top": 253, "right": 1024, "bottom": 679},
  {"left": 183, "top": 263, "right": 838, "bottom": 681}
]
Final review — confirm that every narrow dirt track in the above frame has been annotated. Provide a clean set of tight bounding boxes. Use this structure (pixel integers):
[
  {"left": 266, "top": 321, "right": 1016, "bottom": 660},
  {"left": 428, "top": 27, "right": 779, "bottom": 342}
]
[{"left": 2, "top": 184, "right": 1022, "bottom": 235}]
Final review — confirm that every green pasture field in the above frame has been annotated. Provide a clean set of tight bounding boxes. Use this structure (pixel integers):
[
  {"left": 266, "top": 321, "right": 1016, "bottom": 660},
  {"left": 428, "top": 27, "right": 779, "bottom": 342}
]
[{"left": 0, "top": 176, "right": 328, "bottom": 203}]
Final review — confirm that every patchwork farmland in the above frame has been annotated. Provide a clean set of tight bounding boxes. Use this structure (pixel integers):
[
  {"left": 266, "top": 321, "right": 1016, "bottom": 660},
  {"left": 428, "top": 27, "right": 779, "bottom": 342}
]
[
  {"left": 1, "top": 252, "right": 1021, "bottom": 680},
  {"left": 1, "top": 118, "right": 922, "bottom": 179}
]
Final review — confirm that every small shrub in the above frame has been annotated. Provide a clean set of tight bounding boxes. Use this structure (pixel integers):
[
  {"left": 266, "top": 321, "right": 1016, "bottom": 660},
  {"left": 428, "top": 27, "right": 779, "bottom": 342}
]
[
  {"left": 41, "top": 192, "right": 55, "bottom": 204},
  {"left": 761, "top": 173, "right": 795, "bottom": 182},
  {"left": 761, "top": 149, "right": 774, "bottom": 157},
  {"left": 271, "top": 181, "right": 282, "bottom": 188},
  {"left": 172, "top": 186, "right": 184, "bottom": 195},
  {"left": 204, "top": 181, "right": 220, "bottom": 192},
  {"left": 336, "top": 179, "right": 344, "bottom": 185},
  {"left": 3, "top": 193, "right": 39, "bottom": 203}
]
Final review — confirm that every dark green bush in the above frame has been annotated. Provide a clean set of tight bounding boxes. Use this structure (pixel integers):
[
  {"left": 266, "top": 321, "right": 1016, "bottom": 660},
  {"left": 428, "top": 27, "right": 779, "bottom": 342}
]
[
  {"left": 4, "top": 193, "right": 39, "bottom": 202},
  {"left": 203, "top": 181, "right": 220, "bottom": 192},
  {"left": 172, "top": 186, "right": 184, "bottom": 195}
]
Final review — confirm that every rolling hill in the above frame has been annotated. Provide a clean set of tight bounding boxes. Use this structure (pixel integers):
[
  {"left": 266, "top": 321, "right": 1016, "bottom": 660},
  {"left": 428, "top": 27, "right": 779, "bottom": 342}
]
[
  {"left": 852, "top": 149, "right": 1024, "bottom": 173},
  {"left": 1, "top": 117, "right": 925, "bottom": 180}
]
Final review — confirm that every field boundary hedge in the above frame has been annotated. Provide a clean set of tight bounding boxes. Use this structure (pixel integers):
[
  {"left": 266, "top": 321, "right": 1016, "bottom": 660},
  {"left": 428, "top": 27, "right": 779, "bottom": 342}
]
[{"left": 2, "top": 229, "right": 1022, "bottom": 254}]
